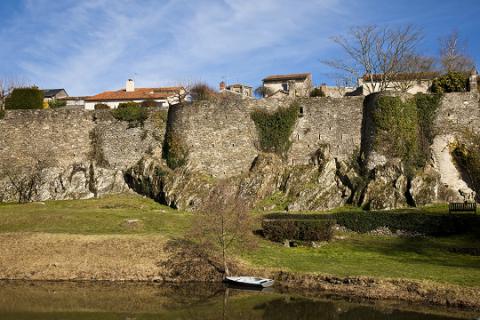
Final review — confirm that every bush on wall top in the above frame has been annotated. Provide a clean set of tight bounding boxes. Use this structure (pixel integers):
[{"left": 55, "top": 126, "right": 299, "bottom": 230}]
[
  {"left": 431, "top": 72, "right": 469, "bottom": 93},
  {"left": 5, "top": 87, "right": 44, "bottom": 110},
  {"left": 111, "top": 102, "right": 148, "bottom": 127}
]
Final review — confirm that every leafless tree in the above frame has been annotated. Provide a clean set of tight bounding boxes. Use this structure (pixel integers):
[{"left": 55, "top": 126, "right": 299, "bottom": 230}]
[
  {"left": 4, "top": 160, "right": 49, "bottom": 203},
  {"left": 323, "top": 25, "right": 423, "bottom": 94},
  {"left": 439, "top": 31, "right": 476, "bottom": 73},
  {"left": 191, "top": 180, "right": 254, "bottom": 278},
  {"left": 392, "top": 54, "right": 437, "bottom": 92}
]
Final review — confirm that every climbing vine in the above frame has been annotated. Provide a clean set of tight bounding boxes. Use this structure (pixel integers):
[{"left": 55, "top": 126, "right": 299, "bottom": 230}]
[
  {"left": 372, "top": 93, "right": 441, "bottom": 178},
  {"left": 251, "top": 102, "right": 299, "bottom": 156}
]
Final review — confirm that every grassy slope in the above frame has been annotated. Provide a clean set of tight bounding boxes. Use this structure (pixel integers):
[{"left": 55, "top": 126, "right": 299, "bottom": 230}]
[{"left": 0, "top": 194, "right": 479, "bottom": 286}]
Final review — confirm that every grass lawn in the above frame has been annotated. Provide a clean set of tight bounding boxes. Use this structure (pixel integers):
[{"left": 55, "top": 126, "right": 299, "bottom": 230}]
[
  {"left": 0, "top": 193, "right": 479, "bottom": 286},
  {"left": 0, "top": 193, "right": 191, "bottom": 236}
]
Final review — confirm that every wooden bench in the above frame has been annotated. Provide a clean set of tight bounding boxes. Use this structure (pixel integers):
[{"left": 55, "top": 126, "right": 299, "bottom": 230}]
[{"left": 448, "top": 202, "right": 477, "bottom": 213}]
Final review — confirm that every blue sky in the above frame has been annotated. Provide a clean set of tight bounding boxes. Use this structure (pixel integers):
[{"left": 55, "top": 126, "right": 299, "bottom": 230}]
[{"left": 0, "top": 0, "right": 479, "bottom": 96}]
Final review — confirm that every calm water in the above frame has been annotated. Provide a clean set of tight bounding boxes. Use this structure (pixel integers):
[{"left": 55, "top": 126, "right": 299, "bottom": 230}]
[{"left": 0, "top": 281, "right": 476, "bottom": 320}]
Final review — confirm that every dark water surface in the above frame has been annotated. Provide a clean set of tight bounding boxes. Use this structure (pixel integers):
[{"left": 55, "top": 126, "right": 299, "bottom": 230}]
[{"left": 0, "top": 281, "right": 476, "bottom": 320}]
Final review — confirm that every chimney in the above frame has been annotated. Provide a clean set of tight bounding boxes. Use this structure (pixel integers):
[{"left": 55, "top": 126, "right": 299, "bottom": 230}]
[
  {"left": 219, "top": 81, "right": 226, "bottom": 91},
  {"left": 126, "top": 79, "right": 135, "bottom": 92}
]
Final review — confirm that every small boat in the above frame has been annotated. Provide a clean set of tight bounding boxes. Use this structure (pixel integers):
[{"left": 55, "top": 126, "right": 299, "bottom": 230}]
[{"left": 224, "top": 276, "right": 274, "bottom": 288}]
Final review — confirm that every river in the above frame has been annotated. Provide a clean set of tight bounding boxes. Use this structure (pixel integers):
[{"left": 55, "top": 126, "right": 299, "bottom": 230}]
[{"left": 0, "top": 281, "right": 476, "bottom": 319}]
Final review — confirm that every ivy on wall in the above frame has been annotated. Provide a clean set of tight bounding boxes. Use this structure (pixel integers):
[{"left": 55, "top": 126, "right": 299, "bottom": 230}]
[
  {"left": 372, "top": 93, "right": 441, "bottom": 178},
  {"left": 452, "top": 130, "right": 480, "bottom": 201},
  {"left": 251, "top": 102, "right": 299, "bottom": 156}
]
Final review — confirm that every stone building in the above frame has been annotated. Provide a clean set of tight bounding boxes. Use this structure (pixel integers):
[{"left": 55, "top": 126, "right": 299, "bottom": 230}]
[
  {"left": 219, "top": 81, "right": 253, "bottom": 98},
  {"left": 84, "top": 79, "right": 184, "bottom": 110},
  {"left": 357, "top": 72, "right": 440, "bottom": 95},
  {"left": 262, "top": 73, "right": 313, "bottom": 98}
]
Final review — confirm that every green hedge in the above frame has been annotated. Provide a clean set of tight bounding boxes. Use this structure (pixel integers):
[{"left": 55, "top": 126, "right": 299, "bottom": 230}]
[
  {"left": 431, "top": 72, "right": 468, "bottom": 93},
  {"left": 111, "top": 102, "right": 148, "bottom": 127},
  {"left": 48, "top": 99, "right": 66, "bottom": 108},
  {"left": 5, "top": 87, "right": 44, "bottom": 109},
  {"left": 265, "top": 212, "right": 480, "bottom": 236},
  {"left": 262, "top": 218, "right": 335, "bottom": 242}
]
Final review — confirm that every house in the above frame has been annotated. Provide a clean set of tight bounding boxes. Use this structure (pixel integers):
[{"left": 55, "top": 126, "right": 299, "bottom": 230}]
[
  {"left": 84, "top": 79, "right": 185, "bottom": 110},
  {"left": 262, "top": 73, "right": 312, "bottom": 98},
  {"left": 59, "top": 96, "right": 88, "bottom": 109},
  {"left": 357, "top": 72, "right": 440, "bottom": 95},
  {"left": 219, "top": 81, "right": 253, "bottom": 98},
  {"left": 317, "top": 84, "right": 360, "bottom": 98},
  {"left": 42, "top": 89, "right": 68, "bottom": 102}
]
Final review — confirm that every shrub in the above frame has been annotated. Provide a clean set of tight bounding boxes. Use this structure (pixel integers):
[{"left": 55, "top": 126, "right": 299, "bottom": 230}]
[
  {"left": 48, "top": 99, "right": 67, "bottom": 108},
  {"left": 0, "top": 110, "right": 5, "bottom": 119},
  {"left": 94, "top": 103, "right": 110, "bottom": 110},
  {"left": 251, "top": 102, "right": 299, "bottom": 156},
  {"left": 117, "top": 101, "right": 140, "bottom": 109},
  {"left": 265, "top": 212, "right": 480, "bottom": 236},
  {"left": 141, "top": 99, "right": 158, "bottom": 108},
  {"left": 310, "top": 88, "right": 325, "bottom": 97},
  {"left": 262, "top": 219, "right": 335, "bottom": 242},
  {"left": 190, "top": 83, "right": 216, "bottom": 101},
  {"left": 431, "top": 72, "right": 469, "bottom": 93},
  {"left": 5, "top": 87, "right": 44, "bottom": 109},
  {"left": 111, "top": 103, "right": 148, "bottom": 127}
]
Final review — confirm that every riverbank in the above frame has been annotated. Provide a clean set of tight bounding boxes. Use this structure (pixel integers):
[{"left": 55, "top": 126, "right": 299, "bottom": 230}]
[
  {"left": 0, "top": 231, "right": 479, "bottom": 311},
  {"left": 0, "top": 194, "right": 479, "bottom": 311}
]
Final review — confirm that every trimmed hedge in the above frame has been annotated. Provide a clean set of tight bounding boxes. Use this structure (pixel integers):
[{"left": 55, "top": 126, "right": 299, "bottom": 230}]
[
  {"left": 262, "top": 218, "right": 335, "bottom": 242},
  {"left": 5, "top": 87, "right": 44, "bottom": 109},
  {"left": 265, "top": 212, "right": 480, "bottom": 236}
]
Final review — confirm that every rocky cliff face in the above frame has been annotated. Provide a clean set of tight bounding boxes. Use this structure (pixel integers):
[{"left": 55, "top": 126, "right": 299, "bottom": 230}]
[{"left": 1, "top": 92, "right": 479, "bottom": 210}]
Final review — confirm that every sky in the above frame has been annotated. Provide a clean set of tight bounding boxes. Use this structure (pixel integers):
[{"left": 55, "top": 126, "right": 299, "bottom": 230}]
[{"left": 0, "top": 0, "right": 479, "bottom": 96}]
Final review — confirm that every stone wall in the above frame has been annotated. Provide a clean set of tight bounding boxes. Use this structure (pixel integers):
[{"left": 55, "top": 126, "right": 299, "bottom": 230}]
[
  {"left": 170, "top": 97, "right": 364, "bottom": 177},
  {"left": 0, "top": 108, "right": 167, "bottom": 202}
]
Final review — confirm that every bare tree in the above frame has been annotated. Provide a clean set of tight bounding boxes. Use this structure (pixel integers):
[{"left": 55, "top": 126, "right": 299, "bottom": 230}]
[
  {"left": 191, "top": 180, "right": 254, "bottom": 278},
  {"left": 392, "top": 54, "right": 437, "bottom": 92},
  {"left": 323, "top": 25, "right": 423, "bottom": 94},
  {"left": 439, "top": 31, "right": 476, "bottom": 73},
  {"left": 4, "top": 160, "right": 49, "bottom": 203}
]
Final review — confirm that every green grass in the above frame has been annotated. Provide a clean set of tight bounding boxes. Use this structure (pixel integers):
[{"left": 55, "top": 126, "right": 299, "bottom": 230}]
[
  {"left": 238, "top": 232, "right": 480, "bottom": 286},
  {"left": 0, "top": 194, "right": 479, "bottom": 286},
  {"left": 0, "top": 193, "right": 191, "bottom": 236}
]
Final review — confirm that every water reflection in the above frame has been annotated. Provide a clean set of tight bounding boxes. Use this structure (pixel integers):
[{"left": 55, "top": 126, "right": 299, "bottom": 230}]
[{"left": 0, "top": 281, "right": 474, "bottom": 319}]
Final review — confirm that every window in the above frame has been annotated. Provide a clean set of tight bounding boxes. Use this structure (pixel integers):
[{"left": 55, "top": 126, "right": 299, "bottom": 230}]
[{"left": 282, "top": 82, "right": 289, "bottom": 91}]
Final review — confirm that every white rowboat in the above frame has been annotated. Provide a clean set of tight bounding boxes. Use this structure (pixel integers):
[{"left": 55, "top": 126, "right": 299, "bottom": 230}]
[{"left": 224, "top": 276, "right": 274, "bottom": 288}]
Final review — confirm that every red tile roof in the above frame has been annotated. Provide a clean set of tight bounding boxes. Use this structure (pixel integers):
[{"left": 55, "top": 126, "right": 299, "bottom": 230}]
[
  {"left": 263, "top": 73, "right": 311, "bottom": 82},
  {"left": 85, "top": 87, "right": 183, "bottom": 102}
]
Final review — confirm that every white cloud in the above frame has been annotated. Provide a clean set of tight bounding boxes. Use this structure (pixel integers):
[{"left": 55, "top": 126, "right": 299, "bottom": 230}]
[{"left": 1, "top": 0, "right": 346, "bottom": 95}]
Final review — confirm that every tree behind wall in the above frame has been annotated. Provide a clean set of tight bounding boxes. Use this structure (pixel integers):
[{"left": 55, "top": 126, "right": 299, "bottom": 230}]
[
  {"left": 439, "top": 31, "right": 476, "bottom": 73},
  {"left": 323, "top": 25, "right": 427, "bottom": 94},
  {"left": 5, "top": 87, "right": 44, "bottom": 110}
]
